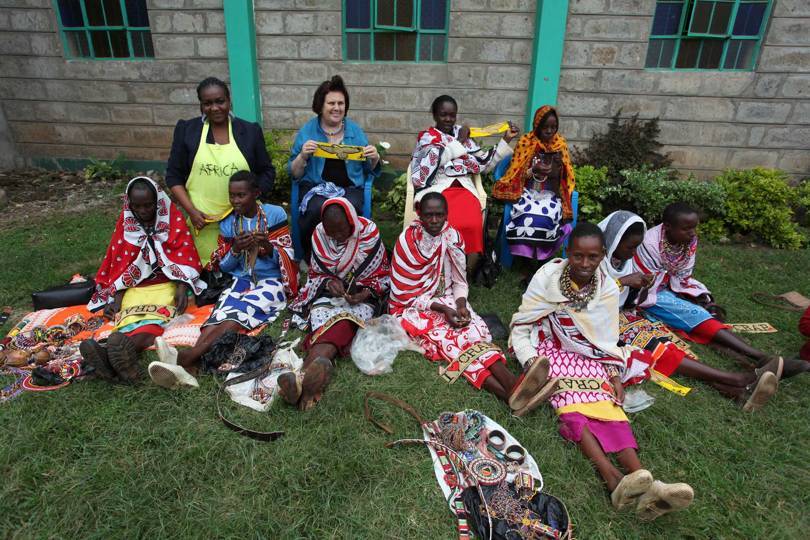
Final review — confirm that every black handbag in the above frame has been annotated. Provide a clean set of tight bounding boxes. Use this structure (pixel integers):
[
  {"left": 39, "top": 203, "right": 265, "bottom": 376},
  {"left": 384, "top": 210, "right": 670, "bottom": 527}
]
[
  {"left": 31, "top": 279, "right": 96, "bottom": 310},
  {"left": 195, "top": 270, "right": 233, "bottom": 307},
  {"left": 472, "top": 207, "right": 502, "bottom": 289}
]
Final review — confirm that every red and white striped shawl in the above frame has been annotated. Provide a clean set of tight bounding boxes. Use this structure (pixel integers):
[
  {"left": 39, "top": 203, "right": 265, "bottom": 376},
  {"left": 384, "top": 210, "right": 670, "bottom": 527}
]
[
  {"left": 389, "top": 220, "right": 466, "bottom": 315},
  {"left": 289, "top": 197, "right": 388, "bottom": 315}
]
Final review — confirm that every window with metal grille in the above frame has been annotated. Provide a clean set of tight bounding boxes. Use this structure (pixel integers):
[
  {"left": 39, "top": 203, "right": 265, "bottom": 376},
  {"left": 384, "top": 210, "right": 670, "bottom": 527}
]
[
  {"left": 343, "top": 0, "right": 449, "bottom": 62},
  {"left": 53, "top": 0, "right": 154, "bottom": 60},
  {"left": 645, "top": 0, "right": 772, "bottom": 70}
]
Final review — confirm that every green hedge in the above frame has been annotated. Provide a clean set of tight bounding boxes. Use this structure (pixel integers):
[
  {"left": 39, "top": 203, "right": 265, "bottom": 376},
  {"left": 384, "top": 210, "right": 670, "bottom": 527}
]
[{"left": 573, "top": 165, "right": 807, "bottom": 249}]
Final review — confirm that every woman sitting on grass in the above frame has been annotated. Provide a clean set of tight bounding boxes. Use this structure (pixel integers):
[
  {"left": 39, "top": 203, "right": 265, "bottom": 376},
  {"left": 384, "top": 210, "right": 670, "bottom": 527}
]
[
  {"left": 150, "top": 171, "right": 298, "bottom": 389},
  {"left": 600, "top": 210, "right": 781, "bottom": 411},
  {"left": 510, "top": 223, "right": 693, "bottom": 521},
  {"left": 82, "top": 177, "right": 207, "bottom": 384},
  {"left": 389, "top": 192, "right": 547, "bottom": 413},
  {"left": 634, "top": 203, "right": 786, "bottom": 376},
  {"left": 281, "top": 197, "right": 390, "bottom": 411}
]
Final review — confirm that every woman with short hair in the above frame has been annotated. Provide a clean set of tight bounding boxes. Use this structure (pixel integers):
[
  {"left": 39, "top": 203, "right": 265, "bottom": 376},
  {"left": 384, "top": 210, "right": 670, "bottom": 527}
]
[{"left": 287, "top": 75, "right": 380, "bottom": 259}]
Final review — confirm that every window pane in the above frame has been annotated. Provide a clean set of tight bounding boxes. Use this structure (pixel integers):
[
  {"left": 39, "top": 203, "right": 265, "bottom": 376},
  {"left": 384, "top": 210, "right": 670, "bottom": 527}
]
[
  {"left": 374, "top": 32, "right": 395, "bottom": 60},
  {"left": 140, "top": 30, "right": 154, "bottom": 57},
  {"left": 377, "top": 0, "right": 395, "bottom": 26},
  {"left": 395, "top": 32, "right": 416, "bottom": 60},
  {"left": 645, "top": 38, "right": 675, "bottom": 67},
  {"left": 57, "top": 0, "right": 84, "bottom": 27},
  {"left": 709, "top": 1, "right": 732, "bottom": 34},
  {"left": 65, "top": 30, "right": 90, "bottom": 56},
  {"left": 102, "top": 0, "right": 123, "bottom": 25},
  {"left": 396, "top": 0, "right": 414, "bottom": 27},
  {"left": 645, "top": 39, "right": 663, "bottom": 66},
  {"left": 733, "top": 2, "right": 766, "bottom": 36},
  {"left": 419, "top": 33, "right": 445, "bottom": 61},
  {"left": 85, "top": 0, "right": 106, "bottom": 26},
  {"left": 126, "top": 0, "right": 150, "bottom": 27},
  {"left": 346, "top": 32, "right": 371, "bottom": 60},
  {"left": 698, "top": 39, "right": 723, "bottom": 67},
  {"left": 346, "top": 0, "right": 371, "bottom": 29},
  {"left": 373, "top": 31, "right": 415, "bottom": 61},
  {"left": 90, "top": 29, "right": 112, "bottom": 56},
  {"left": 690, "top": 1, "right": 713, "bottom": 33},
  {"left": 420, "top": 0, "right": 446, "bottom": 30},
  {"left": 675, "top": 39, "right": 700, "bottom": 68},
  {"left": 724, "top": 39, "right": 755, "bottom": 69},
  {"left": 109, "top": 29, "right": 129, "bottom": 57},
  {"left": 431, "top": 34, "right": 446, "bottom": 61},
  {"left": 651, "top": 2, "right": 683, "bottom": 35}
]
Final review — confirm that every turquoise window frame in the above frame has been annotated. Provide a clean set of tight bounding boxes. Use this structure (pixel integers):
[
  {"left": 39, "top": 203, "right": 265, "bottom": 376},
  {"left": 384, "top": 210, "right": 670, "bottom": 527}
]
[
  {"left": 645, "top": 0, "right": 773, "bottom": 71},
  {"left": 52, "top": 0, "right": 154, "bottom": 61},
  {"left": 342, "top": 0, "right": 450, "bottom": 63}
]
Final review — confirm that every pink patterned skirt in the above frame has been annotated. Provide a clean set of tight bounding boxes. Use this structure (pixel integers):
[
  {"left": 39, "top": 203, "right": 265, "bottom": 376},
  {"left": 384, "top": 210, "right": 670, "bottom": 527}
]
[{"left": 536, "top": 338, "right": 638, "bottom": 454}]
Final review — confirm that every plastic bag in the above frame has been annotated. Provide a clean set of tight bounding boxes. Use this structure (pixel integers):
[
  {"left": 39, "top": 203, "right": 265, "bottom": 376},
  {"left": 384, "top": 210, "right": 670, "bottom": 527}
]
[
  {"left": 350, "top": 315, "right": 422, "bottom": 376},
  {"left": 622, "top": 387, "right": 655, "bottom": 413},
  {"left": 225, "top": 338, "right": 303, "bottom": 412}
]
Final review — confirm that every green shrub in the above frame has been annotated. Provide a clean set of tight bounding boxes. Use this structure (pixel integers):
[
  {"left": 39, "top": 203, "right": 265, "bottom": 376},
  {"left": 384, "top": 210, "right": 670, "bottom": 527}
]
[
  {"left": 715, "top": 168, "right": 805, "bottom": 249},
  {"left": 603, "top": 168, "right": 727, "bottom": 226},
  {"left": 379, "top": 172, "right": 408, "bottom": 220},
  {"left": 572, "top": 165, "right": 609, "bottom": 222},
  {"left": 84, "top": 156, "right": 129, "bottom": 182},
  {"left": 792, "top": 178, "right": 810, "bottom": 227},
  {"left": 263, "top": 129, "right": 295, "bottom": 203},
  {"left": 572, "top": 111, "right": 671, "bottom": 183}
]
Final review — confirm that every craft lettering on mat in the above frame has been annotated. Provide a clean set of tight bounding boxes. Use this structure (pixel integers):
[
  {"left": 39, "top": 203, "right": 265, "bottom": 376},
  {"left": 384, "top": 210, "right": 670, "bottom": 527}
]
[
  {"left": 439, "top": 342, "right": 499, "bottom": 384},
  {"left": 557, "top": 377, "right": 608, "bottom": 392},
  {"left": 198, "top": 162, "right": 240, "bottom": 177},
  {"left": 730, "top": 322, "right": 778, "bottom": 334}
]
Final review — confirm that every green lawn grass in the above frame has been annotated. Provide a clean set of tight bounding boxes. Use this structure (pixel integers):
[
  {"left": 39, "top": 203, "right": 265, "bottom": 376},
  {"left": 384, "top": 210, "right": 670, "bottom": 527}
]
[{"left": 1, "top": 206, "right": 809, "bottom": 539}]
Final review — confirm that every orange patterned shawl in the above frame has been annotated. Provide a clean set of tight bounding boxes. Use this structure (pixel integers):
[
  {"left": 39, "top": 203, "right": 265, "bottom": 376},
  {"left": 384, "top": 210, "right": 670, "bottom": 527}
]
[{"left": 491, "top": 106, "right": 575, "bottom": 218}]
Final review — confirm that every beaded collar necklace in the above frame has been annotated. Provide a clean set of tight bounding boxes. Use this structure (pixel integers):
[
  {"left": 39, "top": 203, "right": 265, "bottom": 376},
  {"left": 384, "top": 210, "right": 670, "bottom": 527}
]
[
  {"left": 661, "top": 234, "right": 690, "bottom": 273},
  {"left": 321, "top": 119, "right": 344, "bottom": 137},
  {"left": 559, "top": 265, "right": 598, "bottom": 312}
]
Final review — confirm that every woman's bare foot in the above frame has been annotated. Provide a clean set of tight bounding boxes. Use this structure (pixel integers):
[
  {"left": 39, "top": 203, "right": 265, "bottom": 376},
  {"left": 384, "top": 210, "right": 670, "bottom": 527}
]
[{"left": 299, "top": 357, "right": 334, "bottom": 411}]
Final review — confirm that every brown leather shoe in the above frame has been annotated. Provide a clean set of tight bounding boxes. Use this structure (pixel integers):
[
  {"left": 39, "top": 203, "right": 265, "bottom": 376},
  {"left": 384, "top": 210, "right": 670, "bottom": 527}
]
[
  {"left": 79, "top": 339, "right": 117, "bottom": 382},
  {"left": 106, "top": 332, "right": 143, "bottom": 383}
]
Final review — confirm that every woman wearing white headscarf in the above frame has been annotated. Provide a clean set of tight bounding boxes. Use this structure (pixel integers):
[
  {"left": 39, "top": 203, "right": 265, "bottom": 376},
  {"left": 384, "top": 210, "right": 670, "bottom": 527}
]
[{"left": 598, "top": 211, "right": 780, "bottom": 412}]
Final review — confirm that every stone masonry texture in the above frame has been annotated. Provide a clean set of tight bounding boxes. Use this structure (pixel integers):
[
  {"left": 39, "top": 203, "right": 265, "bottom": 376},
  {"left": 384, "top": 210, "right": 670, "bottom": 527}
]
[
  {"left": 0, "top": 0, "right": 806, "bottom": 179},
  {"left": 558, "top": 0, "right": 810, "bottom": 178}
]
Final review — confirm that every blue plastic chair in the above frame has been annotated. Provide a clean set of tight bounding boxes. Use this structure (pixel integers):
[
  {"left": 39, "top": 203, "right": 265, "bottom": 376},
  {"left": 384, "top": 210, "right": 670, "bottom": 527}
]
[
  {"left": 493, "top": 155, "right": 579, "bottom": 268},
  {"left": 290, "top": 177, "right": 374, "bottom": 260}
]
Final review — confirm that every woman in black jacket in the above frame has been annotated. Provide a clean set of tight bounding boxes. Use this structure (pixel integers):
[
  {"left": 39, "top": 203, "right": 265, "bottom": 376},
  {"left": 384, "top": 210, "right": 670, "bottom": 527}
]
[{"left": 165, "top": 77, "right": 275, "bottom": 265}]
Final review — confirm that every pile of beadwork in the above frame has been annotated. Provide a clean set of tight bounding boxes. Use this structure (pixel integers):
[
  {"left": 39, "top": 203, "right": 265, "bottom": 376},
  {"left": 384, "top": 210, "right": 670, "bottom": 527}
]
[{"left": 411, "top": 410, "right": 572, "bottom": 540}]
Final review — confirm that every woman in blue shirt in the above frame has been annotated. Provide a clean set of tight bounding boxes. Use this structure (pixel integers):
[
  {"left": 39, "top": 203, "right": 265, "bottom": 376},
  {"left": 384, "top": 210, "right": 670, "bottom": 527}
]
[
  {"left": 149, "top": 171, "right": 299, "bottom": 389},
  {"left": 287, "top": 75, "right": 380, "bottom": 259}
]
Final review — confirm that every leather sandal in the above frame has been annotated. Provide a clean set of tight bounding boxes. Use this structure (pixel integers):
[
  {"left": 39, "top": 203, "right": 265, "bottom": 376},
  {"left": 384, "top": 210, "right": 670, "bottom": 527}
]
[
  {"left": 277, "top": 371, "right": 303, "bottom": 406},
  {"left": 508, "top": 356, "right": 549, "bottom": 411},
  {"left": 739, "top": 370, "right": 778, "bottom": 412},
  {"left": 635, "top": 480, "right": 694, "bottom": 521},
  {"left": 611, "top": 469, "right": 653, "bottom": 511}
]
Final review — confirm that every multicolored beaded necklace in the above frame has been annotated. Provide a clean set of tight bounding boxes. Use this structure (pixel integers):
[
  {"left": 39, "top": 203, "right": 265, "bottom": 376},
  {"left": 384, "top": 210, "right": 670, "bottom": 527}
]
[
  {"left": 234, "top": 204, "right": 268, "bottom": 282},
  {"left": 559, "top": 265, "right": 597, "bottom": 312},
  {"left": 660, "top": 234, "right": 691, "bottom": 274}
]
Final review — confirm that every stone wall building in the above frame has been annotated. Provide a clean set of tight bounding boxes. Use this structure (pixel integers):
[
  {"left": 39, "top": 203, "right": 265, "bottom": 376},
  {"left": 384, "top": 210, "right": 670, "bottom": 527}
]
[{"left": 0, "top": 0, "right": 807, "bottom": 178}]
